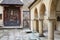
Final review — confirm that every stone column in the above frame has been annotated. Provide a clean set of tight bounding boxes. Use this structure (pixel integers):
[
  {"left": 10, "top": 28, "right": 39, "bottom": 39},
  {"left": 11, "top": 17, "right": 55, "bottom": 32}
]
[
  {"left": 48, "top": 19, "right": 54, "bottom": 40},
  {"left": 20, "top": 7, "right": 23, "bottom": 28},
  {"left": 39, "top": 19, "right": 44, "bottom": 37},
  {"left": 33, "top": 19, "right": 37, "bottom": 32},
  {"left": 30, "top": 19, "right": 34, "bottom": 32}
]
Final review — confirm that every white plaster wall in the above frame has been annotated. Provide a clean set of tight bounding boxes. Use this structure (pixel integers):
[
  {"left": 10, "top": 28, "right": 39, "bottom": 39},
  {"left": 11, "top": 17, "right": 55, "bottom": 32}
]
[
  {"left": 0, "top": 6, "right": 3, "bottom": 26},
  {"left": 0, "top": 6, "right": 3, "bottom": 14}
]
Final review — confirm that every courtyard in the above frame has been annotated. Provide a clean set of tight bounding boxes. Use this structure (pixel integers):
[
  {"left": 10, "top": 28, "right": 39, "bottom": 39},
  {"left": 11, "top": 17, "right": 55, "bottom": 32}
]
[
  {"left": 0, "top": 0, "right": 60, "bottom": 40},
  {"left": 0, "top": 28, "right": 60, "bottom": 40}
]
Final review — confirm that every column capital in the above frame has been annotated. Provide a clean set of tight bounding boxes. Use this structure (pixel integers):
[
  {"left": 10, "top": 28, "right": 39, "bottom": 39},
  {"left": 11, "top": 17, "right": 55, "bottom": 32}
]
[
  {"left": 47, "top": 19, "right": 56, "bottom": 21},
  {"left": 39, "top": 19, "right": 44, "bottom": 21},
  {"left": 33, "top": 18, "right": 38, "bottom": 21}
]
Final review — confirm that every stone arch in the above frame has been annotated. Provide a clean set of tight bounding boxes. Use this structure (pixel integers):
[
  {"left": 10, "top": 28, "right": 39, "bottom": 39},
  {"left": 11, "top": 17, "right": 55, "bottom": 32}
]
[
  {"left": 50, "top": 0, "right": 56, "bottom": 13},
  {"left": 34, "top": 8, "right": 39, "bottom": 32},
  {"left": 49, "top": 0, "right": 57, "bottom": 17},
  {"left": 39, "top": 3, "right": 46, "bottom": 19},
  {"left": 39, "top": 3, "right": 46, "bottom": 29},
  {"left": 50, "top": 0, "right": 57, "bottom": 30},
  {"left": 39, "top": 3, "right": 47, "bottom": 36},
  {"left": 34, "top": 8, "right": 38, "bottom": 18}
]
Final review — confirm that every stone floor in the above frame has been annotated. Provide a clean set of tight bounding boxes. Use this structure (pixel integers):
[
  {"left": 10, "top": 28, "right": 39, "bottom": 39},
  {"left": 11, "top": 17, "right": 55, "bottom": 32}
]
[
  {"left": 0, "top": 28, "right": 60, "bottom": 40},
  {"left": 0, "top": 28, "right": 40, "bottom": 40}
]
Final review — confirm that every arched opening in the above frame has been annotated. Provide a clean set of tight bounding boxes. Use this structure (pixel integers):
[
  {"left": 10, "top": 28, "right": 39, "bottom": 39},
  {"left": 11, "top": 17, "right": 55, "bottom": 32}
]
[
  {"left": 39, "top": 3, "right": 46, "bottom": 37},
  {"left": 34, "top": 8, "right": 38, "bottom": 18},
  {"left": 34, "top": 8, "right": 39, "bottom": 32},
  {"left": 40, "top": 3, "right": 46, "bottom": 29},
  {"left": 50, "top": 0, "right": 56, "bottom": 14},
  {"left": 39, "top": 3, "right": 46, "bottom": 19}
]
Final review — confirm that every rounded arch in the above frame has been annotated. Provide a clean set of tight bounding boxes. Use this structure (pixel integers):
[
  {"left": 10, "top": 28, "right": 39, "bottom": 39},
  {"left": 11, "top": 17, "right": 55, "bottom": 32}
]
[{"left": 34, "top": 8, "right": 38, "bottom": 18}]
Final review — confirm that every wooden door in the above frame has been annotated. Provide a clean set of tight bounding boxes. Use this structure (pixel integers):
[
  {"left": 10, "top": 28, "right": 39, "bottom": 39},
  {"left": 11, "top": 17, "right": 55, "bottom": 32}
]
[{"left": 3, "top": 7, "right": 21, "bottom": 26}]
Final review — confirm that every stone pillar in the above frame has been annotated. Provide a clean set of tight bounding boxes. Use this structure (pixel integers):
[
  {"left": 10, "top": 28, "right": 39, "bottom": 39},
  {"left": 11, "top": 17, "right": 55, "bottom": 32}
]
[
  {"left": 33, "top": 19, "right": 37, "bottom": 32},
  {"left": 48, "top": 19, "right": 54, "bottom": 40},
  {"left": 20, "top": 7, "right": 23, "bottom": 28},
  {"left": 33, "top": 19, "right": 39, "bottom": 32},
  {"left": 39, "top": 19, "right": 44, "bottom": 37},
  {"left": 30, "top": 19, "right": 34, "bottom": 32}
]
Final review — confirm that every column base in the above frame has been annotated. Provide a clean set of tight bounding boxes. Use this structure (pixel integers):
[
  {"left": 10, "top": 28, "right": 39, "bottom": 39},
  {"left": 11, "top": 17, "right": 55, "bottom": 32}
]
[{"left": 39, "top": 34, "right": 45, "bottom": 37}]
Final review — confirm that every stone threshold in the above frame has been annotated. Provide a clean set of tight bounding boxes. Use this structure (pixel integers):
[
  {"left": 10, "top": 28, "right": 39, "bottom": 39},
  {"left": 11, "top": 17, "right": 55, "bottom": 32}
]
[{"left": 0, "top": 26, "right": 23, "bottom": 29}]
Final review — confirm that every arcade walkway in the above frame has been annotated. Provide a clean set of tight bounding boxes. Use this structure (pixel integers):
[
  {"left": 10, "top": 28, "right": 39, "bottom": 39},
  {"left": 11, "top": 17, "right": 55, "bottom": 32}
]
[{"left": 0, "top": 28, "right": 60, "bottom": 40}]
